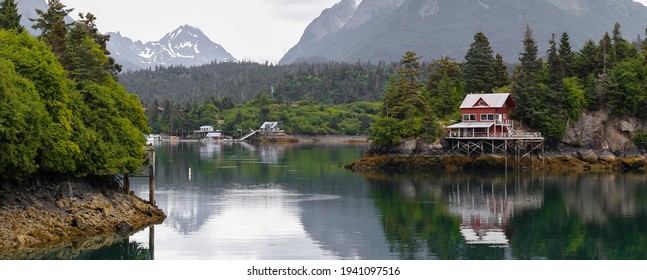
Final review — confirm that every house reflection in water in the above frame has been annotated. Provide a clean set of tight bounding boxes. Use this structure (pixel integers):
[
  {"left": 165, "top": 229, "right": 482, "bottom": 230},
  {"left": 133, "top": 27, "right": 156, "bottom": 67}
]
[{"left": 447, "top": 175, "right": 543, "bottom": 247}]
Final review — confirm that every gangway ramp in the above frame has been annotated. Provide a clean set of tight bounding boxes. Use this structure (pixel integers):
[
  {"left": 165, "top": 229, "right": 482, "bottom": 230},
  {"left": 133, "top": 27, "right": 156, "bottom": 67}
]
[{"left": 240, "top": 130, "right": 258, "bottom": 141}]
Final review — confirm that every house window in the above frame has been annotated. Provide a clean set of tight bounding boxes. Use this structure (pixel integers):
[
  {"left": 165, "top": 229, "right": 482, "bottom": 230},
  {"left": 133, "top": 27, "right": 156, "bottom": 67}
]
[
  {"left": 479, "top": 100, "right": 485, "bottom": 106},
  {"left": 480, "top": 114, "right": 494, "bottom": 121},
  {"left": 463, "top": 114, "right": 476, "bottom": 121}
]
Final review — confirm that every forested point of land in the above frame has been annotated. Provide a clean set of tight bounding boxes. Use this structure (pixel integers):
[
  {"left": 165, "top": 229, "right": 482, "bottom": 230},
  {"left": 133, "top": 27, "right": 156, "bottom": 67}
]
[{"left": 0, "top": 0, "right": 148, "bottom": 181}]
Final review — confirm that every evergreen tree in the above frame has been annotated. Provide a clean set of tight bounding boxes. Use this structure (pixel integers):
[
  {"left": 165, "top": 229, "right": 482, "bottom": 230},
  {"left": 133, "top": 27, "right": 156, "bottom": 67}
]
[
  {"left": 463, "top": 32, "right": 496, "bottom": 93},
  {"left": 558, "top": 32, "right": 574, "bottom": 77},
  {"left": 520, "top": 26, "right": 541, "bottom": 74},
  {"left": 0, "top": 0, "right": 24, "bottom": 32},
  {"left": 574, "top": 39, "right": 600, "bottom": 78},
  {"left": 599, "top": 32, "right": 612, "bottom": 74},
  {"left": 74, "top": 12, "right": 121, "bottom": 77},
  {"left": 493, "top": 53, "right": 510, "bottom": 89},
  {"left": 31, "top": 0, "right": 73, "bottom": 70},
  {"left": 611, "top": 22, "right": 628, "bottom": 63},
  {"left": 546, "top": 33, "right": 565, "bottom": 97},
  {"left": 511, "top": 26, "right": 542, "bottom": 131},
  {"left": 427, "top": 57, "right": 464, "bottom": 118},
  {"left": 371, "top": 51, "right": 442, "bottom": 146}
]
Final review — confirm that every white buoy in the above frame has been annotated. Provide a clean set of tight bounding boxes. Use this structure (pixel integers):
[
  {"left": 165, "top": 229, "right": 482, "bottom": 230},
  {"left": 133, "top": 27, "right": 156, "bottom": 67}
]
[{"left": 189, "top": 168, "right": 192, "bottom": 180}]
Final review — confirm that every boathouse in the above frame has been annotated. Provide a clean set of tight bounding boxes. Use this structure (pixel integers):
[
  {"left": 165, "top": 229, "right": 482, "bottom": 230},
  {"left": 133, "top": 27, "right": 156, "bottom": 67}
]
[{"left": 446, "top": 93, "right": 543, "bottom": 158}]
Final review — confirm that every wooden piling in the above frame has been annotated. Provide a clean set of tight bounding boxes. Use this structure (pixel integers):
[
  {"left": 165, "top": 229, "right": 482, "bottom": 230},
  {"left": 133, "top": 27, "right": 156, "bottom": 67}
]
[
  {"left": 149, "top": 226, "right": 155, "bottom": 260},
  {"left": 148, "top": 149, "right": 155, "bottom": 205}
]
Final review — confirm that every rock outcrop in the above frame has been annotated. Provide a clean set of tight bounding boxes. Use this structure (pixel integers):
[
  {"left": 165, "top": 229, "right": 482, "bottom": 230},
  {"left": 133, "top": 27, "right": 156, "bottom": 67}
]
[
  {"left": 564, "top": 110, "right": 645, "bottom": 156},
  {"left": 0, "top": 175, "right": 165, "bottom": 259}
]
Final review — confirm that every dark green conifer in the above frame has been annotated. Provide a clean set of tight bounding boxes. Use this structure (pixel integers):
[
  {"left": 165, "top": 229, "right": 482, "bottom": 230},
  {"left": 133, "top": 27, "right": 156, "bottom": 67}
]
[
  {"left": 31, "top": 0, "right": 74, "bottom": 70},
  {"left": 493, "top": 53, "right": 510, "bottom": 88},
  {"left": 558, "top": 32, "right": 574, "bottom": 77},
  {"left": 0, "top": 0, "right": 25, "bottom": 32},
  {"left": 463, "top": 32, "right": 496, "bottom": 93}
]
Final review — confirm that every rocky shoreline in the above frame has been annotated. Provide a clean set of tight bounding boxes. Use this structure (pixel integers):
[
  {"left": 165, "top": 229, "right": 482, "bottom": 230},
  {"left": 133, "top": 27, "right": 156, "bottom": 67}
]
[
  {"left": 0, "top": 174, "right": 165, "bottom": 259},
  {"left": 345, "top": 139, "right": 646, "bottom": 173}
]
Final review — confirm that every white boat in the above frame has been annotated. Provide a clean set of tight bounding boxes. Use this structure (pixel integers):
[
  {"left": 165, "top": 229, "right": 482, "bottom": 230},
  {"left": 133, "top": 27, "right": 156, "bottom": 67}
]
[{"left": 146, "top": 134, "right": 162, "bottom": 142}]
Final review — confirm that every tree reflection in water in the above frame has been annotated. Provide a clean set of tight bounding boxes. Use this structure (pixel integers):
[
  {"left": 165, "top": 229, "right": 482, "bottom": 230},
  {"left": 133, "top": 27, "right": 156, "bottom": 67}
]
[{"left": 366, "top": 172, "right": 647, "bottom": 260}]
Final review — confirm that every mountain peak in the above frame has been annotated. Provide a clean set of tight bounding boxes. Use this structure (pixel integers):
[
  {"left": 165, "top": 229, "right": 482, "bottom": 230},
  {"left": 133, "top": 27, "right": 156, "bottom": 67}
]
[{"left": 107, "top": 25, "right": 236, "bottom": 71}]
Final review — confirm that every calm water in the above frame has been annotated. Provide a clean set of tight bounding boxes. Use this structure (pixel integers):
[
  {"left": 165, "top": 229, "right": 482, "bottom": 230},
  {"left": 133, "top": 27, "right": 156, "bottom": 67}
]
[{"left": 68, "top": 141, "right": 647, "bottom": 260}]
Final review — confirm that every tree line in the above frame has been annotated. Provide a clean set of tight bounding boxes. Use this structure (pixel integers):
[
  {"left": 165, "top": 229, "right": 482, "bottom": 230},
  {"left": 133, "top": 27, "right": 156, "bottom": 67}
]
[
  {"left": 0, "top": 0, "right": 148, "bottom": 181},
  {"left": 121, "top": 60, "right": 398, "bottom": 106},
  {"left": 369, "top": 23, "right": 647, "bottom": 146}
]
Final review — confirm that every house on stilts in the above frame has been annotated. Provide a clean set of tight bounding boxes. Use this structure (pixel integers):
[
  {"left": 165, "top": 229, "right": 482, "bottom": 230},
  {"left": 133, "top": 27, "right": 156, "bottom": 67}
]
[{"left": 446, "top": 93, "right": 544, "bottom": 159}]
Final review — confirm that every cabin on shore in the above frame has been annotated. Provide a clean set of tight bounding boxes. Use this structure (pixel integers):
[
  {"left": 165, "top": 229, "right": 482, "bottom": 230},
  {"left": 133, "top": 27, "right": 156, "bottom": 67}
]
[
  {"left": 447, "top": 93, "right": 516, "bottom": 138},
  {"left": 445, "top": 93, "right": 543, "bottom": 158},
  {"left": 193, "top": 125, "right": 216, "bottom": 139},
  {"left": 259, "top": 122, "right": 282, "bottom": 135}
]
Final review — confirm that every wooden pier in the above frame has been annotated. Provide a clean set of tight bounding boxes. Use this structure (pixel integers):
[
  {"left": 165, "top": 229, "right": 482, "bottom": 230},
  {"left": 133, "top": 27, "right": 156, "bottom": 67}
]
[{"left": 445, "top": 132, "right": 545, "bottom": 168}]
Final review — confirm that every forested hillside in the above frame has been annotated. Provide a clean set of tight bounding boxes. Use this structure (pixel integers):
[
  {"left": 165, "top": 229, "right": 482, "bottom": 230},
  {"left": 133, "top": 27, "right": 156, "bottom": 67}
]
[
  {"left": 0, "top": 0, "right": 148, "bottom": 181},
  {"left": 119, "top": 61, "right": 397, "bottom": 105}
]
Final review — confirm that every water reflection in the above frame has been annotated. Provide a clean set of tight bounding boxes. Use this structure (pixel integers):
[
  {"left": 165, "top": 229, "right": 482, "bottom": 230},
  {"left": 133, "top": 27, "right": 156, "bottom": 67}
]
[
  {"left": 48, "top": 142, "right": 647, "bottom": 260},
  {"left": 366, "top": 172, "right": 647, "bottom": 260}
]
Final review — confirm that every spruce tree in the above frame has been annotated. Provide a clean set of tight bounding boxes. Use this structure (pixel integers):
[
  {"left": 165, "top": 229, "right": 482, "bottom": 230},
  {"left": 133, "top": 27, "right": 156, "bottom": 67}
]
[
  {"left": 520, "top": 26, "right": 541, "bottom": 74},
  {"left": 463, "top": 32, "right": 496, "bottom": 93},
  {"left": 427, "top": 57, "right": 464, "bottom": 117},
  {"left": 574, "top": 39, "right": 600, "bottom": 78},
  {"left": 546, "top": 33, "right": 566, "bottom": 115},
  {"left": 558, "top": 32, "right": 574, "bottom": 77},
  {"left": 493, "top": 53, "right": 510, "bottom": 89},
  {"left": 371, "top": 51, "right": 441, "bottom": 146},
  {"left": 512, "top": 26, "right": 541, "bottom": 128},
  {"left": 0, "top": 0, "right": 24, "bottom": 32},
  {"left": 31, "top": 0, "right": 73, "bottom": 70},
  {"left": 599, "top": 32, "right": 612, "bottom": 73},
  {"left": 74, "top": 12, "right": 121, "bottom": 77}
]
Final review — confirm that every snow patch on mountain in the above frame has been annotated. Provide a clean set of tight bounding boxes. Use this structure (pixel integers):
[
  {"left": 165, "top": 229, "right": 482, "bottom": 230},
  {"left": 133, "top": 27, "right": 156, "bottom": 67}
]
[{"left": 107, "top": 25, "right": 236, "bottom": 71}]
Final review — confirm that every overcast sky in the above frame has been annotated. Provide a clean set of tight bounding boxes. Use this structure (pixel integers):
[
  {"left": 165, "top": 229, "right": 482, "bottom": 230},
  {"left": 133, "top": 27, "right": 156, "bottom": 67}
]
[
  {"left": 61, "top": 0, "right": 647, "bottom": 63},
  {"left": 62, "top": 0, "right": 342, "bottom": 63}
]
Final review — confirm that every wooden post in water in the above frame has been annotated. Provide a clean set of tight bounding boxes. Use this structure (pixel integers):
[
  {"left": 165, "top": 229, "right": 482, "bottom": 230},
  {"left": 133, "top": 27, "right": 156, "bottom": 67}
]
[
  {"left": 149, "top": 226, "right": 155, "bottom": 260},
  {"left": 148, "top": 148, "right": 155, "bottom": 205}
]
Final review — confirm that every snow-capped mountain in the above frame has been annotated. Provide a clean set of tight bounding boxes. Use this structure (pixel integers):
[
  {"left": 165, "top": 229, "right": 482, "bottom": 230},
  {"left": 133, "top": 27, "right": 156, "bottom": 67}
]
[{"left": 107, "top": 25, "right": 236, "bottom": 71}]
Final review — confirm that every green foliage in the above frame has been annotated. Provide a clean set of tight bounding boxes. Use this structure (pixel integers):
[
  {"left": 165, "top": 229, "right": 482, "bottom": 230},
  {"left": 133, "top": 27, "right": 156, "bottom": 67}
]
[
  {"left": 0, "top": 0, "right": 24, "bottom": 33},
  {"left": 562, "top": 77, "right": 585, "bottom": 121},
  {"left": 31, "top": 0, "right": 73, "bottom": 70},
  {"left": 368, "top": 117, "right": 403, "bottom": 146},
  {"left": 369, "top": 52, "right": 442, "bottom": 146},
  {"left": 120, "top": 61, "right": 396, "bottom": 106},
  {"left": 633, "top": 131, "right": 647, "bottom": 149},
  {"left": 0, "top": 59, "right": 47, "bottom": 181},
  {"left": 427, "top": 57, "right": 465, "bottom": 118},
  {"left": 463, "top": 32, "right": 496, "bottom": 93},
  {"left": 0, "top": 30, "right": 79, "bottom": 172},
  {"left": 0, "top": 10, "right": 148, "bottom": 181},
  {"left": 605, "top": 58, "right": 647, "bottom": 118}
]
